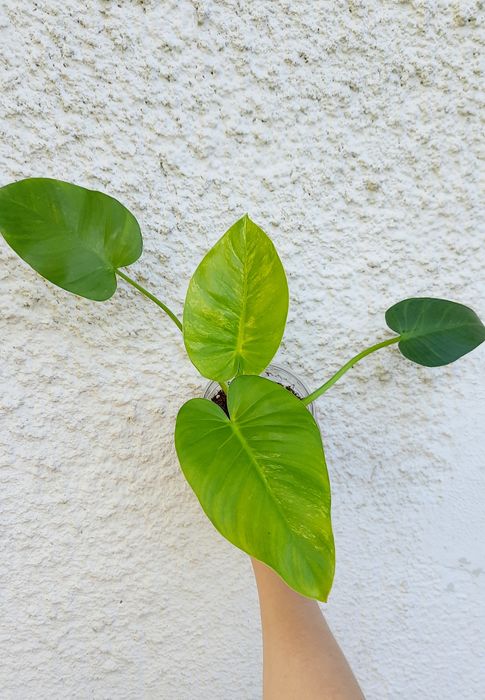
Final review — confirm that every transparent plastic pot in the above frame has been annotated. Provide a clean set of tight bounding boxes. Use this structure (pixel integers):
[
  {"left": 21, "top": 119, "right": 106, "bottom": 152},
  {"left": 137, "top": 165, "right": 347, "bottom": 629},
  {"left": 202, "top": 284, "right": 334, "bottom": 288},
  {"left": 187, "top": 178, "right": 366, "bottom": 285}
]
[{"left": 203, "top": 363, "right": 317, "bottom": 419}]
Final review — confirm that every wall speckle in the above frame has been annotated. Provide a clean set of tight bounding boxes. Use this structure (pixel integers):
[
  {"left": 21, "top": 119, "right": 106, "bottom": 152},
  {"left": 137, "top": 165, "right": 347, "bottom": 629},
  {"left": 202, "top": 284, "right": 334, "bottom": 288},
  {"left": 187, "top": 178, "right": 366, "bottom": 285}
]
[{"left": 0, "top": 2, "right": 484, "bottom": 698}]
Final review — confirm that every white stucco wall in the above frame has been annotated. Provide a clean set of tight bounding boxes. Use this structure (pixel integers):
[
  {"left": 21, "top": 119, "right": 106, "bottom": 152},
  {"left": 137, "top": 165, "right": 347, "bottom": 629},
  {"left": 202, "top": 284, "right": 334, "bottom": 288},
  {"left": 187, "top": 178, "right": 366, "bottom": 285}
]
[{"left": 1, "top": 1, "right": 484, "bottom": 698}]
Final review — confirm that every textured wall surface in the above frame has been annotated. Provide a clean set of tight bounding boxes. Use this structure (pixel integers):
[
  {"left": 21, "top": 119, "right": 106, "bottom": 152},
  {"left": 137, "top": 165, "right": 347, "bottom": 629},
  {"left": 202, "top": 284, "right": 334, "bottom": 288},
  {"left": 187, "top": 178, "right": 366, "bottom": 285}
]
[{"left": 1, "top": 1, "right": 484, "bottom": 698}]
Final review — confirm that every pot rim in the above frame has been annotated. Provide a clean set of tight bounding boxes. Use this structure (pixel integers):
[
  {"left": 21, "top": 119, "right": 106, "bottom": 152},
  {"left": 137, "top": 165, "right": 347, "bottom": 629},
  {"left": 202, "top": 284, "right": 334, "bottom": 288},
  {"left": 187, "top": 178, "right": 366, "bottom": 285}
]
[{"left": 203, "top": 362, "right": 316, "bottom": 418}]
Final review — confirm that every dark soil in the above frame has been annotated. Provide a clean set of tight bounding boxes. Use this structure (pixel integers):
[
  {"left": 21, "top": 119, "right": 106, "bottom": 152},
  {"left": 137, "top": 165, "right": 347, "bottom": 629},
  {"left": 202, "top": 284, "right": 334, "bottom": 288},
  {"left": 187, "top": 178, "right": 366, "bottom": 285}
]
[{"left": 211, "top": 383, "right": 301, "bottom": 417}]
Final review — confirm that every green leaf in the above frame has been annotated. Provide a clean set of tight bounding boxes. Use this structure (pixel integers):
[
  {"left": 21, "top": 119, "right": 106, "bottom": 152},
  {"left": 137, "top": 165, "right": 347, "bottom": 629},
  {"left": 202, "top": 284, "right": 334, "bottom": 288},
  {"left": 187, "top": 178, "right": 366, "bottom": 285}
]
[
  {"left": 183, "top": 215, "right": 289, "bottom": 382},
  {"left": 0, "top": 178, "right": 142, "bottom": 301},
  {"left": 175, "top": 375, "right": 334, "bottom": 601},
  {"left": 386, "top": 297, "right": 485, "bottom": 367}
]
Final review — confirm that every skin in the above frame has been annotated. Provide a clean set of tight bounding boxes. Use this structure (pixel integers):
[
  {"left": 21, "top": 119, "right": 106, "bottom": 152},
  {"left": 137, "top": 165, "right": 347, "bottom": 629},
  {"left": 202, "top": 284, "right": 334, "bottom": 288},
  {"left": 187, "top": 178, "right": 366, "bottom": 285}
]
[{"left": 251, "top": 558, "right": 365, "bottom": 700}]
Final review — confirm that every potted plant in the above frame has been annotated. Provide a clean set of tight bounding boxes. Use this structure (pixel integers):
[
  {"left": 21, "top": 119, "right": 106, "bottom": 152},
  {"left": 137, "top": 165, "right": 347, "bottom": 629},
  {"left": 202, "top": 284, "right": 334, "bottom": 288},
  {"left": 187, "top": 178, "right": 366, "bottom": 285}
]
[{"left": 1, "top": 177, "right": 483, "bottom": 602}]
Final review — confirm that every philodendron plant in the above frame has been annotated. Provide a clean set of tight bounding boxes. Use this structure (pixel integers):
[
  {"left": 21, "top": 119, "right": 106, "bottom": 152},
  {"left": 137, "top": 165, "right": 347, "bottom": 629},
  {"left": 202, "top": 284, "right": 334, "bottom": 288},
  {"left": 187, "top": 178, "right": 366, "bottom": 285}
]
[{"left": 1, "top": 178, "right": 484, "bottom": 601}]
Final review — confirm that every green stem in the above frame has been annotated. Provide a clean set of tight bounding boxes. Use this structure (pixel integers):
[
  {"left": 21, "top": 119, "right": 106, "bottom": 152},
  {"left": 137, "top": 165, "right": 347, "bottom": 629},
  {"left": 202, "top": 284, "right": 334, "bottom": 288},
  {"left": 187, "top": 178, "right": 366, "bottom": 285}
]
[
  {"left": 302, "top": 336, "right": 401, "bottom": 405},
  {"left": 116, "top": 269, "right": 183, "bottom": 333},
  {"left": 117, "top": 270, "right": 227, "bottom": 396}
]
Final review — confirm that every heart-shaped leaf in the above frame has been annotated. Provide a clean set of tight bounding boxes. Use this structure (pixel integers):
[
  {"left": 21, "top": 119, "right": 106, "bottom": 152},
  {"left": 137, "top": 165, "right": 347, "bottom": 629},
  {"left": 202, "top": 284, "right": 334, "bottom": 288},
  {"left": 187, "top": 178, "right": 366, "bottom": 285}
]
[
  {"left": 175, "top": 375, "right": 334, "bottom": 601},
  {"left": 386, "top": 297, "right": 485, "bottom": 366},
  {"left": 0, "top": 178, "right": 142, "bottom": 301},
  {"left": 183, "top": 215, "right": 289, "bottom": 382}
]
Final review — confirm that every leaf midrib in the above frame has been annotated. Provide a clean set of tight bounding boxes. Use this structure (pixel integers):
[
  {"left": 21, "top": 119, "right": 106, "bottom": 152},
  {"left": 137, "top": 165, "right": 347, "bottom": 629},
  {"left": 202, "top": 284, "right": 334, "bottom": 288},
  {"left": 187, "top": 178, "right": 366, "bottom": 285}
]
[
  {"left": 233, "top": 218, "right": 249, "bottom": 373},
  {"left": 401, "top": 319, "right": 483, "bottom": 340},
  {"left": 229, "top": 417, "right": 296, "bottom": 537},
  {"left": 3, "top": 194, "right": 116, "bottom": 273}
]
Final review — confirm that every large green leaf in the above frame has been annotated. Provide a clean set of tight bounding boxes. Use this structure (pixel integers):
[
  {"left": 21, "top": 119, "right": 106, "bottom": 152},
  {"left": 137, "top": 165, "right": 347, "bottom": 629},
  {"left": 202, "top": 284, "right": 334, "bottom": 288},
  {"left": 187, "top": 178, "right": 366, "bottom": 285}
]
[
  {"left": 183, "top": 215, "right": 289, "bottom": 382},
  {"left": 386, "top": 297, "right": 485, "bottom": 366},
  {"left": 175, "top": 375, "right": 334, "bottom": 601},
  {"left": 0, "top": 178, "right": 142, "bottom": 301}
]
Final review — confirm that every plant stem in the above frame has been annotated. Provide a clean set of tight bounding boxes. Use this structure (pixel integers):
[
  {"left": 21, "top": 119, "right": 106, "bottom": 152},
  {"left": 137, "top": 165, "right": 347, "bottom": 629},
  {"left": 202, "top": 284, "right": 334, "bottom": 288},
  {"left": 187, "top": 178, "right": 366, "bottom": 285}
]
[
  {"left": 117, "top": 270, "right": 228, "bottom": 397},
  {"left": 116, "top": 269, "right": 183, "bottom": 333},
  {"left": 302, "top": 336, "right": 401, "bottom": 405}
]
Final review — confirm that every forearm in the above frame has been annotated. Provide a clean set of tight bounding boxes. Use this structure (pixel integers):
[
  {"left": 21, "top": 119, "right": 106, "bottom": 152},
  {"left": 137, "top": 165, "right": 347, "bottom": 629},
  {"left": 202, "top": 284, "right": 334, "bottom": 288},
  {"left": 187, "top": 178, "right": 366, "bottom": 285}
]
[{"left": 252, "top": 558, "right": 364, "bottom": 700}]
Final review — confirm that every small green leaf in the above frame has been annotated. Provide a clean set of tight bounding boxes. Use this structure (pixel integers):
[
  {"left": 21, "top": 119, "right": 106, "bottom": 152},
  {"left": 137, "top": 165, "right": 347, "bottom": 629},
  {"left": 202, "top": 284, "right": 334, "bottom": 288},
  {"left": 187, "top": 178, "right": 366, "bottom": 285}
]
[
  {"left": 0, "top": 178, "right": 142, "bottom": 301},
  {"left": 183, "top": 215, "right": 289, "bottom": 382},
  {"left": 175, "top": 375, "right": 334, "bottom": 601},
  {"left": 386, "top": 297, "right": 485, "bottom": 366}
]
